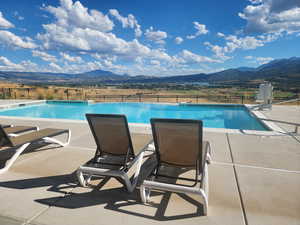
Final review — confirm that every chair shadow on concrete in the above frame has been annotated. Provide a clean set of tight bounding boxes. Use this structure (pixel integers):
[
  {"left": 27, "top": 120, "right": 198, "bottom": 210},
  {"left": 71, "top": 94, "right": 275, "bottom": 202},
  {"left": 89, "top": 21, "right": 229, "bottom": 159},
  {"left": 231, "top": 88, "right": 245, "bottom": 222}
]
[
  {"left": 0, "top": 141, "right": 67, "bottom": 170},
  {"left": 0, "top": 156, "right": 206, "bottom": 221}
]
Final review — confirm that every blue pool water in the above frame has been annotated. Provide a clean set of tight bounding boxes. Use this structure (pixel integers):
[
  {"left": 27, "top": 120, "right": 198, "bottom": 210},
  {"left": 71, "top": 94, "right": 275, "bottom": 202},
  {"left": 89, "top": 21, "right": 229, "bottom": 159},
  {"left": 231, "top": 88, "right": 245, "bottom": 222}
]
[{"left": 0, "top": 102, "right": 269, "bottom": 131}]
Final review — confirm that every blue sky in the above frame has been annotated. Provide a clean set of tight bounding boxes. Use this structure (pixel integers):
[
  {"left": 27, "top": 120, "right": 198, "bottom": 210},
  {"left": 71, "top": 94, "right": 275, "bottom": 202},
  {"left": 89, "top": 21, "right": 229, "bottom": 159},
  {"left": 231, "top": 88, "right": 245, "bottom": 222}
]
[{"left": 0, "top": 0, "right": 299, "bottom": 76}]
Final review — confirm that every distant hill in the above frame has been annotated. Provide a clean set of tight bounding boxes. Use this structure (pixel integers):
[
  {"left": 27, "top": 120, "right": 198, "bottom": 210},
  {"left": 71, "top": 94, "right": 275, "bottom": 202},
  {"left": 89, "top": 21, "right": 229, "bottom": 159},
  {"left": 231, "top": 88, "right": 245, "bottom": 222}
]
[{"left": 0, "top": 57, "right": 300, "bottom": 86}]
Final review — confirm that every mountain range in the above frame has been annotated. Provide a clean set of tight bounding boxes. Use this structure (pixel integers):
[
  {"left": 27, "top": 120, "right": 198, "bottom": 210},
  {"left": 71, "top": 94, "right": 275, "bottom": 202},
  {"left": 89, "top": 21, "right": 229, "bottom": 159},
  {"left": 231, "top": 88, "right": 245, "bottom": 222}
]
[{"left": 1, "top": 57, "right": 300, "bottom": 86}]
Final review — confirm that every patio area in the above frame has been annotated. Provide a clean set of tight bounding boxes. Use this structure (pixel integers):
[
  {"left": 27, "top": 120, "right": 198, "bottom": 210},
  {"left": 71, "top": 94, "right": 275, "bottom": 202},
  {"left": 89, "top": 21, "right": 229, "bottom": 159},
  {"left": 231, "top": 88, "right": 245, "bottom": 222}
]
[{"left": 0, "top": 100, "right": 299, "bottom": 225}]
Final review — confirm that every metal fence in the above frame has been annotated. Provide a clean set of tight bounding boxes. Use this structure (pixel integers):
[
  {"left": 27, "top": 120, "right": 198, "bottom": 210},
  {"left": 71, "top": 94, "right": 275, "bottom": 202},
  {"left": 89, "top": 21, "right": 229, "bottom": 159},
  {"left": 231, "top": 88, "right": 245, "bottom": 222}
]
[{"left": 0, "top": 87, "right": 299, "bottom": 105}]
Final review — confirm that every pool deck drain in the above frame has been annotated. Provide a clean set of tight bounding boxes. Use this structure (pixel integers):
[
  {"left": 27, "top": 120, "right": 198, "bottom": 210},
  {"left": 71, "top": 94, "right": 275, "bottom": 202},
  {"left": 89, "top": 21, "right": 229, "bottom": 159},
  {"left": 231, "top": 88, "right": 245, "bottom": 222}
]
[{"left": 0, "top": 100, "right": 299, "bottom": 225}]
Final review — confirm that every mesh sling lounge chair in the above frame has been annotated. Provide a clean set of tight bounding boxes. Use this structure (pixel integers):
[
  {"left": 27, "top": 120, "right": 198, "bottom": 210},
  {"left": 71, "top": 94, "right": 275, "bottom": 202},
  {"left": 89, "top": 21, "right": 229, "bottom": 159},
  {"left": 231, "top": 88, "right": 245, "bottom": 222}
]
[
  {"left": 2, "top": 124, "right": 39, "bottom": 137},
  {"left": 77, "top": 114, "right": 148, "bottom": 193},
  {"left": 140, "top": 118, "right": 212, "bottom": 215},
  {"left": 0, "top": 126, "right": 71, "bottom": 174}
]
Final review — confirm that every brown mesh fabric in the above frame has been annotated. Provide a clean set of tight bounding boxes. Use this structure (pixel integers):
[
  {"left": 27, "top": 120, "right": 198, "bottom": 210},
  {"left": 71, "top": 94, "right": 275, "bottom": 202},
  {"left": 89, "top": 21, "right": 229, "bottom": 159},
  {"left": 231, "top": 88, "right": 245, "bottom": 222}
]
[
  {"left": 88, "top": 115, "right": 131, "bottom": 156},
  {"left": 4, "top": 126, "right": 36, "bottom": 134},
  {"left": 9, "top": 128, "right": 68, "bottom": 147},
  {"left": 153, "top": 121, "right": 202, "bottom": 168},
  {"left": 0, "top": 126, "right": 12, "bottom": 147}
]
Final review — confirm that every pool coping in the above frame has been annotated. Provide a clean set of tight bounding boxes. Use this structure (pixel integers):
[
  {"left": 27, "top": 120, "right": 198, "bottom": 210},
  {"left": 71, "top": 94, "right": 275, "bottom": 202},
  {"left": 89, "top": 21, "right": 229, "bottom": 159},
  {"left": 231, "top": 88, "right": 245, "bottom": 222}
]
[
  {"left": 0, "top": 100, "right": 286, "bottom": 135},
  {"left": 0, "top": 100, "right": 46, "bottom": 110}
]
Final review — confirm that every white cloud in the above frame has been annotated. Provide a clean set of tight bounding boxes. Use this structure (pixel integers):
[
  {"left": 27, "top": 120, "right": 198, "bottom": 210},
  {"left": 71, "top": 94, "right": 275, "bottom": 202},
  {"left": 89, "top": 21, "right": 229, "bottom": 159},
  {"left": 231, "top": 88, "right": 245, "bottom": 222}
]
[
  {"left": 0, "top": 56, "right": 40, "bottom": 71},
  {"left": 244, "top": 55, "right": 253, "bottom": 59},
  {"left": 109, "top": 9, "right": 142, "bottom": 37},
  {"left": 204, "top": 42, "right": 231, "bottom": 61},
  {"left": 174, "top": 37, "right": 183, "bottom": 44},
  {"left": 60, "top": 52, "right": 83, "bottom": 63},
  {"left": 35, "top": 0, "right": 224, "bottom": 75},
  {"left": 32, "top": 50, "right": 57, "bottom": 62},
  {"left": 145, "top": 26, "right": 167, "bottom": 44},
  {"left": 175, "top": 49, "right": 220, "bottom": 64},
  {"left": 45, "top": 0, "right": 114, "bottom": 32},
  {"left": 13, "top": 11, "right": 24, "bottom": 21},
  {"left": 186, "top": 22, "right": 208, "bottom": 39},
  {"left": 150, "top": 60, "right": 160, "bottom": 66},
  {"left": 49, "top": 62, "right": 63, "bottom": 71},
  {"left": 256, "top": 57, "right": 273, "bottom": 64},
  {"left": 38, "top": 0, "right": 174, "bottom": 64},
  {"left": 249, "top": 0, "right": 263, "bottom": 4},
  {"left": 0, "top": 30, "right": 37, "bottom": 49},
  {"left": 224, "top": 35, "right": 265, "bottom": 50},
  {"left": 245, "top": 55, "right": 274, "bottom": 65},
  {"left": 217, "top": 32, "right": 225, "bottom": 37},
  {"left": 239, "top": 0, "right": 300, "bottom": 34},
  {"left": 0, "top": 12, "right": 14, "bottom": 29},
  {"left": 0, "top": 56, "right": 20, "bottom": 69},
  {"left": 205, "top": 33, "right": 278, "bottom": 60}
]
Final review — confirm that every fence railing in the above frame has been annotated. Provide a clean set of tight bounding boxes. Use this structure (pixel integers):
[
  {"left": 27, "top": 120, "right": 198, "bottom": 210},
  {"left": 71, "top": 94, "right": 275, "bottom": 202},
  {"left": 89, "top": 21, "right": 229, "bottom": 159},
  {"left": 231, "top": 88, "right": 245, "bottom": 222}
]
[{"left": 0, "top": 87, "right": 299, "bottom": 105}]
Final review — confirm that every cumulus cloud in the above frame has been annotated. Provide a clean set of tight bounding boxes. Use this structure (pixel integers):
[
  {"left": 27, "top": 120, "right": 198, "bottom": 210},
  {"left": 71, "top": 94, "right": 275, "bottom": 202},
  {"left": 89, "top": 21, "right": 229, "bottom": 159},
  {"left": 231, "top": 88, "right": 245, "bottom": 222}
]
[
  {"left": 0, "top": 56, "right": 21, "bottom": 69},
  {"left": 239, "top": 0, "right": 300, "bottom": 34},
  {"left": 145, "top": 26, "right": 167, "bottom": 44},
  {"left": 34, "top": 0, "right": 222, "bottom": 75},
  {"left": 60, "top": 52, "right": 83, "bottom": 63},
  {"left": 44, "top": 0, "right": 114, "bottom": 32},
  {"left": 49, "top": 62, "right": 63, "bottom": 71},
  {"left": 0, "top": 12, "right": 14, "bottom": 29},
  {"left": 32, "top": 50, "right": 57, "bottom": 62},
  {"left": 205, "top": 33, "right": 278, "bottom": 60},
  {"left": 174, "top": 37, "right": 183, "bottom": 44},
  {"left": 245, "top": 55, "right": 274, "bottom": 64},
  {"left": 175, "top": 50, "right": 220, "bottom": 64},
  {"left": 38, "top": 0, "right": 174, "bottom": 64},
  {"left": 217, "top": 32, "right": 225, "bottom": 37},
  {"left": 0, "top": 56, "right": 39, "bottom": 71},
  {"left": 186, "top": 22, "right": 208, "bottom": 39},
  {"left": 0, "top": 30, "right": 37, "bottom": 49},
  {"left": 150, "top": 60, "right": 160, "bottom": 66},
  {"left": 109, "top": 9, "right": 142, "bottom": 37}
]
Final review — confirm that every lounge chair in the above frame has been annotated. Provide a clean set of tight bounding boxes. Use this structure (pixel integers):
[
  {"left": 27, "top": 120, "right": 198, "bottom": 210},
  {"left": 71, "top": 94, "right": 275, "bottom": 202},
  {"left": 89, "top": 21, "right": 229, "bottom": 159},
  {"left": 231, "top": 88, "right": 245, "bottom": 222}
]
[
  {"left": 0, "top": 126, "right": 71, "bottom": 174},
  {"left": 140, "top": 118, "right": 212, "bottom": 215},
  {"left": 76, "top": 114, "right": 149, "bottom": 193},
  {"left": 2, "top": 125, "right": 38, "bottom": 137}
]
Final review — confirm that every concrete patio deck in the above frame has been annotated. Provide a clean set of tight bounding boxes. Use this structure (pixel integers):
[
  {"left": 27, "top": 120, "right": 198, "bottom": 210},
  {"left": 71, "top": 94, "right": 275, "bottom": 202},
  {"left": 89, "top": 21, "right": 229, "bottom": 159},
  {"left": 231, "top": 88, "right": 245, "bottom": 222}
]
[{"left": 0, "top": 100, "right": 299, "bottom": 225}]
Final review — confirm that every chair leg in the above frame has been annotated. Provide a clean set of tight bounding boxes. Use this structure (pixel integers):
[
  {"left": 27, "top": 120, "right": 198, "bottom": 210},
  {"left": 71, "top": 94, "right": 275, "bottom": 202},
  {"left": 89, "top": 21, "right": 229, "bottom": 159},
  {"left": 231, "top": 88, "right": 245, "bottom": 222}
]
[
  {"left": 123, "top": 151, "right": 145, "bottom": 192},
  {"left": 140, "top": 184, "right": 147, "bottom": 203},
  {"left": 76, "top": 169, "right": 88, "bottom": 187},
  {"left": 0, "top": 143, "right": 30, "bottom": 174},
  {"left": 43, "top": 129, "right": 71, "bottom": 147},
  {"left": 199, "top": 189, "right": 208, "bottom": 216}
]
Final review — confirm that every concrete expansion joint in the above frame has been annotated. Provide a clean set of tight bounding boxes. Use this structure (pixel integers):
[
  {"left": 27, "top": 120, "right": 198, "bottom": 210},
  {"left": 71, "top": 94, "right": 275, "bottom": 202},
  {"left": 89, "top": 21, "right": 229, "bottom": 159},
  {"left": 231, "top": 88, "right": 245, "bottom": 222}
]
[
  {"left": 22, "top": 206, "right": 50, "bottom": 225},
  {"left": 226, "top": 133, "right": 249, "bottom": 225}
]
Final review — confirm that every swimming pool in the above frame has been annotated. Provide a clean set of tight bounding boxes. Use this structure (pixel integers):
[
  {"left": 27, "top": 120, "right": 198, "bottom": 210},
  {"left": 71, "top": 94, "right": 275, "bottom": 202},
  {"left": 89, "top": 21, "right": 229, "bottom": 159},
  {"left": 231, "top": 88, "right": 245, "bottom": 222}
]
[{"left": 0, "top": 101, "right": 270, "bottom": 131}]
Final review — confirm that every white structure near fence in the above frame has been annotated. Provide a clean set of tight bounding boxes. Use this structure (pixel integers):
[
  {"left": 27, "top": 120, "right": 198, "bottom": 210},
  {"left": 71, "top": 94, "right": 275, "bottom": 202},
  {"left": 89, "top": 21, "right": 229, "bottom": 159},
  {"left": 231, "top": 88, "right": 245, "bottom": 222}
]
[{"left": 256, "top": 82, "right": 273, "bottom": 110}]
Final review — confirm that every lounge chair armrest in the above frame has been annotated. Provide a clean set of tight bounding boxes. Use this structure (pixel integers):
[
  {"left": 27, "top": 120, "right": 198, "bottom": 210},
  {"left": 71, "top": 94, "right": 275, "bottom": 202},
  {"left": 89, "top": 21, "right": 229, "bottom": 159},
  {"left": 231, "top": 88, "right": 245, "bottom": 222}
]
[
  {"left": 128, "top": 139, "right": 154, "bottom": 168},
  {"left": 203, "top": 141, "right": 212, "bottom": 164}
]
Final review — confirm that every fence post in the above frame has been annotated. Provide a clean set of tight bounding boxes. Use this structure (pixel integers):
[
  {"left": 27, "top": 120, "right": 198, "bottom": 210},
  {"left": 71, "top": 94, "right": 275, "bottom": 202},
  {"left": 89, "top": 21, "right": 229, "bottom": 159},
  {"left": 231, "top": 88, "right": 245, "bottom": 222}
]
[
  {"left": 196, "top": 95, "right": 199, "bottom": 103},
  {"left": 139, "top": 95, "right": 141, "bottom": 102},
  {"left": 103, "top": 95, "right": 106, "bottom": 102},
  {"left": 241, "top": 95, "right": 244, "bottom": 104}
]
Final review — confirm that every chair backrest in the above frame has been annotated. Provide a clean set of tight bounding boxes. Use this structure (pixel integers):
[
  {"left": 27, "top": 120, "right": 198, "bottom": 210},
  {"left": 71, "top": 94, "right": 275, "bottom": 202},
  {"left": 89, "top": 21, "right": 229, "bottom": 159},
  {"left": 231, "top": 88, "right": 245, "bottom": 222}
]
[
  {"left": 86, "top": 114, "right": 135, "bottom": 157},
  {"left": 151, "top": 118, "right": 203, "bottom": 170},
  {"left": 0, "top": 126, "right": 12, "bottom": 147}
]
